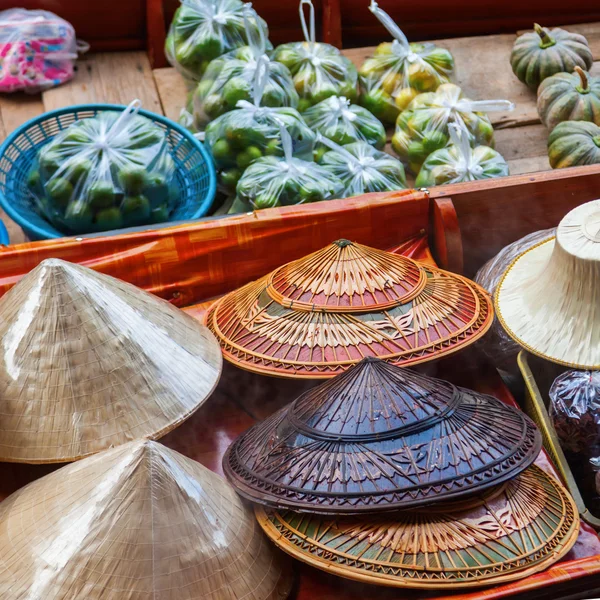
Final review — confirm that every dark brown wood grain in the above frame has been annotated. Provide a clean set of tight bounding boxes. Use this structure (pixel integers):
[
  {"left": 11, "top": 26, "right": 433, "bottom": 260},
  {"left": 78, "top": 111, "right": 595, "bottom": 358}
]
[{"left": 430, "top": 196, "right": 464, "bottom": 274}]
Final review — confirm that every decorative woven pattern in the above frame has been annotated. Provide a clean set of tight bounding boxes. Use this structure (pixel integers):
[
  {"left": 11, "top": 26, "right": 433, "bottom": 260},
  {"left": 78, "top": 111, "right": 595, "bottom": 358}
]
[
  {"left": 224, "top": 358, "right": 541, "bottom": 513},
  {"left": 0, "top": 258, "right": 222, "bottom": 463},
  {"left": 256, "top": 465, "right": 579, "bottom": 590},
  {"left": 207, "top": 240, "right": 493, "bottom": 378},
  {"left": 0, "top": 440, "right": 293, "bottom": 599}
]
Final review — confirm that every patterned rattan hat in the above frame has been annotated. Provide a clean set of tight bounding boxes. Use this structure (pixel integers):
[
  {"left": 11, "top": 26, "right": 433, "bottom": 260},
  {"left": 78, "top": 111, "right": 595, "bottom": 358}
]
[
  {"left": 224, "top": 358, "right": 541, "bottom": 514},
  {"left": 206, "top": 239, "right": 493, "bottom": 378},
  {"left": 496, "top": 200, "right": 600, "bottom": 369},
  {"left": 256, "top": 465, "right": 579, "bottom": 590},
  {"left": 0, "top": 259, "right": 222, "bottom": 463},
  {"left": 0, "top": 440, "right": 293, "bottom": 600}
]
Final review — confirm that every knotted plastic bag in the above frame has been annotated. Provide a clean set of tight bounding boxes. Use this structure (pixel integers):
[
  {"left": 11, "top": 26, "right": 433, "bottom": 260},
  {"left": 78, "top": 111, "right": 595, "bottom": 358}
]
[
  {"left": 205, "top": 57, "right": 315, "bottom": 191},
  {"left": 234, "top": 124, "right": 343, "bottom": 211},
  {"left": 303, "top": 95, "right": 387, "bottom": 151},
  {"left": 187, "top": 6, "right": 298, "bottom": 131},
  {"left": 392, "top": 83, "right": 514, "bottom": 172},
  {"left": 0, "top": 8, "right": 87, "bottom": 93},
  {"left": 317, "top": 136, "right": 406, "bottom": 197},
  {"left": 27, "top": 100, "right": 178, "bottom": 234},
  {"left": 550, "top": 371, "right": 600, "bottom": 455},
  {"left": 272, "top": 0, "right": 358, "bottom": 111},
  {"left": 415, "top": 123, "right": 509, "bottom": 186},
  {"left": 359, "top": 1, "right": 454, "bottom": 124},
  {"left": 165, "top": 0, "right": 269, "bottom": 84}
]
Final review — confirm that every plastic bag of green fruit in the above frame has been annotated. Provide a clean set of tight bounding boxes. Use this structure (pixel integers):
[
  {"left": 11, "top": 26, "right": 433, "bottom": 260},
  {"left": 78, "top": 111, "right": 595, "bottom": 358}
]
[
  {"left": 316, "top": 136, "right": 406, "bottom": 196},
  {"left": 415, "top": 123, "right": 509, "bottom": 187},
  {"left": 359, "top": 0, "right": 454, "bottom": 125},
  {"left": 187, "top": 8, "right": 298, "bottom": 131},
  {"left": 391, "top": 83, "right": 514, "bottom": 173},
  {"left": 205, "top": 58, "right": 315, "bottom": 191},
  {"left": 272, "top": 0, "right": 358, "bottom": 111},
  {"left": 165, "top": 0, "right": 269, "bottom": 84},
  {"left": 232, "top": 124, "right": 343, "bottom": 212},
  {"left": 27, "top": 101, "right": 178, "bottom": 234},
  {"left": 303, "top": 96, "right": 386, "bottom": 152}
]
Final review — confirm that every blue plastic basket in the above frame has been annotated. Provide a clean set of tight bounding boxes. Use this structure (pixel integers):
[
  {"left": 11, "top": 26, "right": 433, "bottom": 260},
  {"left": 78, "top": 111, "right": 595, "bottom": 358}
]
[
  {"left": 0, "top": 219, "right": 8, "bottom": 245},
  {"left": 0, "top": 104, "right": 217, "bottom": 240}
]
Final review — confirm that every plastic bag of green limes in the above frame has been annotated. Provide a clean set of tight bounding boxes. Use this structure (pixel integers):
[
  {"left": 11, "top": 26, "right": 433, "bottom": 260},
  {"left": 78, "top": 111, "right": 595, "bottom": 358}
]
[
  {"left": 303, "top": 96, "right": 387, "bottom": 157},
  {"left": 272, "top": 0, "right": 358, "bottom": 112},
  {"left": 205, "top": 57, "right": 315, "bottom": 191},
  {"left": 185, "top": 8, "right": 298, "bottom": 131},
  {"left": 359, "top": 1, "right": 454, "bottom": 126},
  {"left": 165, "top": 0, "right": 269, "bottom": 84},
  {"left": 391, "top": 83, "right": 514, "bottom": 173},
  {"left": 26, "top": 101, "right": 178, "bottom": 234},
  {"left": 415, "top": 123, "right": 509, "bottom": 187},
  {"left": 231, "top": 125, "right": 343, "bottom": 212},
  {"left": 316, "top": 137, "right": 406, "bottom": 196}
]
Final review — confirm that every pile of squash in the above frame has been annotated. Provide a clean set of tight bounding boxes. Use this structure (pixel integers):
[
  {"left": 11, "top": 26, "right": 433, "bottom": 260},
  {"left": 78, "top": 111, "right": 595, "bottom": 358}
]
[{"left": 510, "top": 23, "right": 600, "bottom": 169}]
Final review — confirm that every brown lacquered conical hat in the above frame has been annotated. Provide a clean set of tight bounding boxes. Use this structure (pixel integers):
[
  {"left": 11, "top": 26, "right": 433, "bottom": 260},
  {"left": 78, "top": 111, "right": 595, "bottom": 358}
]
[
  {"left": 0, "top": 259, "right": 222, "bottom": 463},
  {"left": 206, "top": 240, "right": 493, "bottom": 378},
  {"left": 0, "top": 440, "right": 293, "bottom": 600},
  {"left": 224, "top": 358, "right": 541, "bottom": 514},
  {"left": 256, "top": 465, "right": 579, "bottom": 590}
]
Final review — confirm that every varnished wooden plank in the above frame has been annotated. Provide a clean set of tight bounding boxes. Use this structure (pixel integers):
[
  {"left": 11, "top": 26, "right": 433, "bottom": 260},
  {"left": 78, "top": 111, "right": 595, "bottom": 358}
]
[
  {"left": 42, "top": 57, "right": 103, "bottom": 111},
  {"left": 153, "top": 67, "right": 189, "bottom": 123},
  {"left": 494, "top": 124, "right": 551, "bottom": 175}
]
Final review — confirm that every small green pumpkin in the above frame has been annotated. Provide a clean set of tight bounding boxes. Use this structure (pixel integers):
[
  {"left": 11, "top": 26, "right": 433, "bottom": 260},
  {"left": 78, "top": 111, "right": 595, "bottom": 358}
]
[
  {"left": 538, "top": 67, "right": 600, "bottom": 130},
  {"left": 548, "top": 121, "right": 600, "bottom": 168},
  {"left": 511, "top": 24, "right": 593, "bottom": 90}
]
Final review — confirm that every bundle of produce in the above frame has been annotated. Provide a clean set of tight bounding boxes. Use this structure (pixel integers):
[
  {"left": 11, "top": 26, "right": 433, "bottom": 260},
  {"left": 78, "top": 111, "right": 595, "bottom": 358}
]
[
  {"left": 538, "top": 67, "right": 600, "bottom": 131},
  {"left": 548, "top": 121, "right": 600, "bottom": 168},
  {"left": 303, "top": 95, "right": 386, "bottom": 152},
  {"left": 358, "top": 0, "right": 454, "bottom": 125},
  {"left": 272, "top": 0, "right": 358, "bottom": 111},
  {"left": 415, "top": 123, "right": 509, "bottom": 186},
  {"left": 511, "top": 23, "right": 593, "bottom": 90},
  {"left": 205, "top": 58, "right": 315, "bottom": 191},
  {"left": 232, "top": 124, "right": 343, "bottom": 211},
  {"left": 391, "top": 83, "right": 513, "bottom": 172},
  {"left": 317, "top": 136, "right": 406, "bottom": 196},
  {"left": 165, "top": 0, "right": 269, "bottom": 83},
  {"left": 185, "top": 6, "right": 298, "bottom": 131},
  {"left": 27, "top": 101, "right": 178, "bottom": 234}
]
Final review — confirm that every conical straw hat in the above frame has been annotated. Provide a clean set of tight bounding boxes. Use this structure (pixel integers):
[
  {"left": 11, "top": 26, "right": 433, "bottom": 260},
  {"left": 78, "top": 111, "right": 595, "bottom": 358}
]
[
  {"left": 224, "top": 358, "right": 541, "bottom": 513},
  {"left": 496, "top": 200, "right": 600, "bottom": 369},
  {"left": 206, "top": 240, "right": 493, "bottom": 378},
  {"left": 0, "top": 259, "right": 222, "bottom": 463},
  {"left": 256, "top": 465, "right": 579, "bottom": 590},
  {"left": 0, "top": 440, "right": 293, "bottom": 600}
]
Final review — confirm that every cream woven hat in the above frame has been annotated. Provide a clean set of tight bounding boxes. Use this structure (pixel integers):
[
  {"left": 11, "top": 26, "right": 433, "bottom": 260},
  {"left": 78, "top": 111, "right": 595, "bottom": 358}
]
[
  {"left": 0, "top": 259, "right": 222, "bottom": 463},
  {"left": 0, "top": 440, "right": 293, "bottom": 600},
  {"left": 496, "top": 200, "right": 600, "bottom": 369}
]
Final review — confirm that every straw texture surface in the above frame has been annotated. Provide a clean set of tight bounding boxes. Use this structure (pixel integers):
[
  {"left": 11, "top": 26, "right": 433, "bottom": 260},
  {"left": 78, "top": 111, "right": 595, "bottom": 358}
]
[
  {"left": 0, "top": 259, "right": 222, "bottom": 463},
  {"left": 496, "top": 200, "right": 600, "bottom": 369},
  {"left": 0, "top": 440, "right": 293, "bottom": 599},
  {"left": 256, "top": 465, "right": 579, "bottom": 589},
  {"left": 207, "top": 240, "right": 493, "bottom": 378},
  {"left": 224, "top": 358, "right": 541, "bottom": 513}
]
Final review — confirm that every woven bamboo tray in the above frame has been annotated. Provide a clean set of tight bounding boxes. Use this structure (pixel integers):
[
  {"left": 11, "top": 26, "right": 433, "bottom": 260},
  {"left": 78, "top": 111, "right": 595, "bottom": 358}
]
[{"left": 519, "top": 350, "right": 600, "bottom": 530}]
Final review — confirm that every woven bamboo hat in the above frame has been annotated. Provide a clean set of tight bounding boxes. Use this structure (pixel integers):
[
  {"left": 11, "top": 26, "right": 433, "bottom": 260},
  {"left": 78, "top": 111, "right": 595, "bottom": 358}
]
[
  {"left": 0, "top": 259, "right": 222, "bottom": 464},
  {"left": 496, "top": 200, "right": 600, "bottom": 369},
  {"left": 206, "top": 240, "right": 493, "bottom": 378},
  {"left": 224, "top": 358, "right": 541, "bottom": 514},
  {"left": 256, "top": 465, "right": 579, "bottom": 590},
  {"left": 0, "top": 440, "right": 293, "bottom": 600}
]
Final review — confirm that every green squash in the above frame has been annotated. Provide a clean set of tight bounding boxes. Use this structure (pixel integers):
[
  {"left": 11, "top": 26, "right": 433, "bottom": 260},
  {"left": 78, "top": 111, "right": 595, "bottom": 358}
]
[
  {"left": 511, "top": 24, "right": 593, "bottom": 90},
  {"left": 538, "top": 67, "right": 600, "bottom": 130},
  {"left": 548, "top": 121, "right": 600, "bottom": 168}
]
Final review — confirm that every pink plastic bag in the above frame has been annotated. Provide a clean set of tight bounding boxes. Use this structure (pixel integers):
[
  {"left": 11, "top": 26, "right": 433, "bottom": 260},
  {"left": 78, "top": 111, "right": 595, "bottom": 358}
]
[{"left": 0, "top": 8, "right": 85, "bottom": 93}]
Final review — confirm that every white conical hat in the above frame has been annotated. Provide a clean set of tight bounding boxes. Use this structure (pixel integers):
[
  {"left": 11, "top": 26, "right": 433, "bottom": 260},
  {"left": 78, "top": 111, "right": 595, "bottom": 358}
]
[
  {"left": 0, "top": 440, "right": 293, "bottom": 599},
  {"left": 496, "top": 200, "right": 600, "bottom": 368},
  {"left": 0, "top": 259, "right": 222, "bottom": 463}
]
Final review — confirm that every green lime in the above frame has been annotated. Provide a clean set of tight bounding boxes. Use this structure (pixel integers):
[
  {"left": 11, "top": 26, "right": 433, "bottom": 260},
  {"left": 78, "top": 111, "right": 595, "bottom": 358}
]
[
  {"left": 407, "top": 141, "right": 427, "bottom": 164},
  {"left": 68, "top": 158, "right": 93, "bottom": 186},
  {"left": 122, "top": 195, "right": 151, "bottom": 225},
  {"left": 39, "top": 151, "right": 61, "bottom": 179},
  {"left": 422, "top": 132, "right": 447, "bottom": 154},
  {"left": 246, "top": 146, "right": 263, "bottom": 162},
  {"left": 94, "top": 207, "right": 123, "bottom": 231},
  {"left": 236, "top": 150, "right": 256, "bottom": 169},
  {"left": 88, "top": 181, "right": 116, "bottom": 209},
  {"left": 64, "top": 202, "right": 94, "bottom": 231},
  {"left": 63, "top": 129, "right": 91, "bottom": 145},
  {"left": 220, "top": 168, "right": 242, "bottom": 189},
  {"left": 118, "top": 166, "right": 147, "bottom": 194},
  {"left": 264, "top": 139, "right": 281, "bottom": 156},
  {"left": 144, "top": 175, "right": 170, "bottom": 207},
  {"left": 27, "top": 169, "right": 41, "bottom": 191},
  {"left": 223, "top": 77, "right": 251, "bottom": 107},
  {"left": 46, "top": 178, "right": 73, "bottom": 207},
  {"left": 149, "top": 203, "right": 170, "bottom": 224},
  {"left": 297, "top": 98, "right": 312, "bottom": 112},
  {"left": 211, "top": 139, "right": 232, "bottom": 161},
  {"left": 253, "top": 194, "right": 279, "bottom": 209},
  {"left": 313, "top": 146, "right": 328, "bottom": 163},
  {"left": 198, "top": 37, "right": 223, "bottom": 60}
]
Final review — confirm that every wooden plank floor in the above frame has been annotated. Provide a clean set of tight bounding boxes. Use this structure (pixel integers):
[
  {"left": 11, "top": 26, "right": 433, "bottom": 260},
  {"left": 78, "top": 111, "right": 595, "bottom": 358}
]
[{"left": 0, "top": 22, "right": 598, "bottom": 245}]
